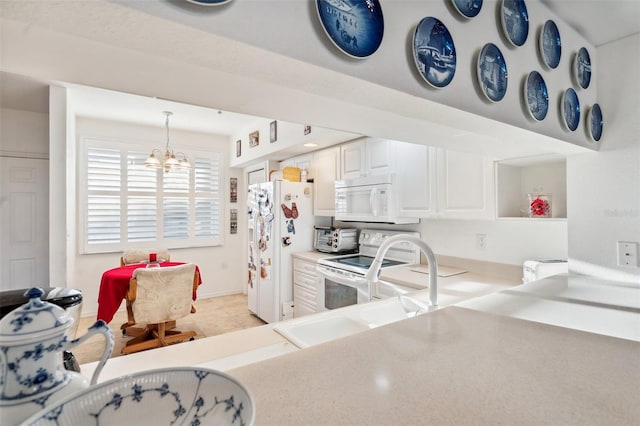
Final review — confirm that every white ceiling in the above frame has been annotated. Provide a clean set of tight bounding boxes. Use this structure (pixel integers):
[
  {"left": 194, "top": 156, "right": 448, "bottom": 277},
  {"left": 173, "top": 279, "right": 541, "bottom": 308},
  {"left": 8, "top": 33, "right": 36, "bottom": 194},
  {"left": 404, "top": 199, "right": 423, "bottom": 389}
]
[{"left": 1, "top": 1, "right": 639, "bottom": 136}]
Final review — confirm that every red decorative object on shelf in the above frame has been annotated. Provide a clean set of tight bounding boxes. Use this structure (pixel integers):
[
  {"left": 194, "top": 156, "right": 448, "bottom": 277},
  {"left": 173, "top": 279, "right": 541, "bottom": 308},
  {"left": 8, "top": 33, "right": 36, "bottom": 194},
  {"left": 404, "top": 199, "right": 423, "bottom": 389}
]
[{"left": 528, "top": 194, "right": 551, "bottom": 218}]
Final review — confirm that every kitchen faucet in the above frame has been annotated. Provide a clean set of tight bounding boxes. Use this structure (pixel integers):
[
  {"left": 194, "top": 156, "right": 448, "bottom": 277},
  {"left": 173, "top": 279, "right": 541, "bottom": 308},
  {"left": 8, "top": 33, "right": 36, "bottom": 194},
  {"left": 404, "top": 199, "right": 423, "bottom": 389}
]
[{"left": 364, "top": 235, "right": 439, "bottom": 311}]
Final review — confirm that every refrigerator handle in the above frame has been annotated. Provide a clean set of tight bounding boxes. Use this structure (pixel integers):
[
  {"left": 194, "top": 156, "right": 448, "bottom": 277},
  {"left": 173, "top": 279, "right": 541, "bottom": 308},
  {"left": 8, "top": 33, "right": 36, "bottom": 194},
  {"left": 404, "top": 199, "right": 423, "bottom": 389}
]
[{"left": 370, "top": 187, "right": 378, "bottom": 217}]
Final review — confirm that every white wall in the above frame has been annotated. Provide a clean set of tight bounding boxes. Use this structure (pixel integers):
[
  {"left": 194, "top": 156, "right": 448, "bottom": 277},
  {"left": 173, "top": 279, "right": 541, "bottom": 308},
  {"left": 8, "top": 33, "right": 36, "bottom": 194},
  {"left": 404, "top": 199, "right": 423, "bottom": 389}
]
[
  {"left": 0, "top": 108, "right": 49, "bottom": 158},
  {"left": 67, "top": 117, "right": 247, "bottom": 316},
  {"left": 567, "top": 34, "right": 640, "bottom": 283}
]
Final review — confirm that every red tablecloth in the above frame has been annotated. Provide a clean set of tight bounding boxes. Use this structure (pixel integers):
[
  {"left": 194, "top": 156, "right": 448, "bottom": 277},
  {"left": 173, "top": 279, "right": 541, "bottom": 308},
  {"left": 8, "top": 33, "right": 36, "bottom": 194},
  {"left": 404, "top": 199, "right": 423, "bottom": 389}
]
[{"left": 97, "top": 262, "right": 201, "bottom": 324}]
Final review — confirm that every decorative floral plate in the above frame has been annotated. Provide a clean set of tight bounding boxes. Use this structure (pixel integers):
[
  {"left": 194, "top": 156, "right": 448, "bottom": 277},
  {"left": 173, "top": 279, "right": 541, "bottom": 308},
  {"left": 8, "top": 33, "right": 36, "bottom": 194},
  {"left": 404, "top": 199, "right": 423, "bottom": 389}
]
[
  {"left": 524, "top": 71, "right": 549, "bottom": 121},
  {"left": 561, "top": 88, "right": 580, "bottom": 131},
  {"left": 412, "top": 17, "right": 457, "bottom": 88},
  {"left": 586, "top": 103, "right": 604, "bottom": 142},
  {"left": 22, "top": 367, "right": 254, "bottom": 426},
  {"left": 539, "top": 20, "right": 561, "bottom": 69},
  {"left": 477, "top": 43, "right": 508, "bottom": 102},
  {"left": 573, "top": 47, "right": 592, "bottom": 89},
  {"left": 185, "top": 0, "right": 233, "bottom": 5},
  {"left": 501, "top": 0, "right": 529, "bottom": 47},
  {"left": 315, "top": 0, "right": 384, "bottom": 59},
  {"left": 451, "top": 0, "right": 483, "bottom": 19}
]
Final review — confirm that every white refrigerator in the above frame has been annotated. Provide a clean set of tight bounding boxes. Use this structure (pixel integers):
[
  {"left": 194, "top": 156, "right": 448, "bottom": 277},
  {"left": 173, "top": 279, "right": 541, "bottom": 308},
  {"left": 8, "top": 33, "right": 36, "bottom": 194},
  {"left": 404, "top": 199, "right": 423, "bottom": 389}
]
[{"left": 247, "top": 180, "right": 314, "bottom": 323}]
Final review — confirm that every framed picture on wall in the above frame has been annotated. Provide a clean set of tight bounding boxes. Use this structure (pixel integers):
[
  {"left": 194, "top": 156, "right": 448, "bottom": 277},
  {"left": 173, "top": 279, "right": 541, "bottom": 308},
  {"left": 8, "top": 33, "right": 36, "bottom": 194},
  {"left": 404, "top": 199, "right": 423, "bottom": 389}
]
[
  {"left": 270, "top": 120, "right": 277, "bottom": 143},
  {"left": 236, "top": 139, "right": 241, "bottom": 157},
  {"left": 304, "top": 124, "right": 311, "bottom": 135},
  {"left": 249, "top": 130, "right": 259, "bottom": 147}
]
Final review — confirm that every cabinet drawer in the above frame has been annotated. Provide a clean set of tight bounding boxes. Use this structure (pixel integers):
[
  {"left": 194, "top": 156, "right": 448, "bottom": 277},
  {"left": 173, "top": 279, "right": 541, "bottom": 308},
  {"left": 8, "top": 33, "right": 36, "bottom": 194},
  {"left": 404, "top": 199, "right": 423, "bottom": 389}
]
[
  {"left": 294, "top": 283, "right": 317, "bottom": 304},
  {"left": 293, "top": 270, "right": 317, "bottom": 290},
  {"left": 293, "top": 259, "right": 317, "bottom": 276}
]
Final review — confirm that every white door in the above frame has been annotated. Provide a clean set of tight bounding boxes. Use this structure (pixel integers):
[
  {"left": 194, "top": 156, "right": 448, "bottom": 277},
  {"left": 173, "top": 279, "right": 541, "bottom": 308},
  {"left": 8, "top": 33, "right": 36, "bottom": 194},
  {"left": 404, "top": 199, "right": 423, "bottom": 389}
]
[
  {"left": 0, "top": 157, "right": 49, "bottom": 290},
  {"left": 312, "top": 146, "right": 341, "bottom": 217}
]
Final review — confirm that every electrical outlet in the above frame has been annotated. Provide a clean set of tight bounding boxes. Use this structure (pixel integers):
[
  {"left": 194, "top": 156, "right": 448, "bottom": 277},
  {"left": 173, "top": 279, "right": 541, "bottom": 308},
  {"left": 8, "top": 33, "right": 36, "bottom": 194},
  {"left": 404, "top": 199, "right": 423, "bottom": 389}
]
[
  {"left": 476, "top": 234, "right": 487, "bottom": 250},
  {"left": 617, "top": 241, "right": 639, "bottom": 267}
]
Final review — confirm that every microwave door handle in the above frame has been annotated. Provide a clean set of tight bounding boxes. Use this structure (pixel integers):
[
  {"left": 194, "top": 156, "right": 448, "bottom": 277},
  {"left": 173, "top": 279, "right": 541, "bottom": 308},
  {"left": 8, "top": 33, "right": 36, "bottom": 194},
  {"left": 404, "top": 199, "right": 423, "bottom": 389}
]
[{"left": 370, "top": 187, "right": 377, "bottom": 217}]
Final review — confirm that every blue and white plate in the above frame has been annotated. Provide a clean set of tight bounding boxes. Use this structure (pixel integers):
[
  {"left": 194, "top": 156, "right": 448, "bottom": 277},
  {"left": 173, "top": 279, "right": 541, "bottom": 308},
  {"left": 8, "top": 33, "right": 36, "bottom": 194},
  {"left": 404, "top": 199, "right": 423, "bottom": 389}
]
[
  {"left": 22, "top": 367, "right": 254, "bottom": 426},
  {"left": 412, "top": 17, "right": 457, "bottom": 88},
  {"left": 573, "top": 47, "right": 592, "bottom": 89},
  {"left": 561, "top": 88, "right": 580, "bottom": 131},
  {"left": 501, "top": 0, "right": 529, "bottom": 47},
  {"left": 316, "top": 0, "right": 384, "bottom": 59},
  {"left": 185, "top": 0, "right": 232, "bottom": 5},
  {"left": 524, "top": 71, "right": 549, "bottom": 121},
  {"left": 586, "top": 103, "right": 604, "bottom": 142},
  {"left": 451, "top": 0, "right": 483, "bottom": 19},
  {"left": 539, "top": 20, "right": 561, "bottom": 69},
  {"left": 477, "top": 43, "right": 508, "bottom": 102}
]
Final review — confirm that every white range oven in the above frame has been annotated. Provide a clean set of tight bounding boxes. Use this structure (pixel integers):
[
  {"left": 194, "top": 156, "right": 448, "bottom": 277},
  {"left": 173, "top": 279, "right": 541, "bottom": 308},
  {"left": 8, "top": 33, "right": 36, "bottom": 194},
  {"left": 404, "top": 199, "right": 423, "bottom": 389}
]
[{"left": 316, "top": 229, "right": 420, "bottom": 311}]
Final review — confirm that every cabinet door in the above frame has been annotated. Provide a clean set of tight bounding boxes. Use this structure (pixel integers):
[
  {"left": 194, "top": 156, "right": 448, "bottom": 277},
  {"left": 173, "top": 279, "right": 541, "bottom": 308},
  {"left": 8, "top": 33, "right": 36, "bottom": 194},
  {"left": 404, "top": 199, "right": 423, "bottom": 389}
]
[
  {"left": 365, "top": 138, "right": 395, "bottom": 176},
  {"left": 436, "top": 149, "right": 495, "bottom": 219},
  {"left": 281, "top": 154, "right": 313, "bottom": 175},
  {"left": 312, "top": 146, "right": 341, "bottom": 217},
  {"left": 396, "top": 142, "right": 434, "bottom": 218},
  {"left": 340, "top": 139, "right": 365, "bottom": 180}
]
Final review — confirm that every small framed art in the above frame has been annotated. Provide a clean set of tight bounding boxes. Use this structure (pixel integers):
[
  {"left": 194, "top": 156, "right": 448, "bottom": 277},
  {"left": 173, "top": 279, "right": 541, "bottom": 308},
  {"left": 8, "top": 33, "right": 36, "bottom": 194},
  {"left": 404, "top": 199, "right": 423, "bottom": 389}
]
[
  {"left": 270, "top": 120, "right": 277, "bottom": 143},
  {"left": 249, "top": 131, "right": 259, "bottom": 147},
  {"left": 235, "top": 139, "right": 241, "bottom": 157},
  {"left": 304, "top": 125, "right": 311, "bottom": 135}
]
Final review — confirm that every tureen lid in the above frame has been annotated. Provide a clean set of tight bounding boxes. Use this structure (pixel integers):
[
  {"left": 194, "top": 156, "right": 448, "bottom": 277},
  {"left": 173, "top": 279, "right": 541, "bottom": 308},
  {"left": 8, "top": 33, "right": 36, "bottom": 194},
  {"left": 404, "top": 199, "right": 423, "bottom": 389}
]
[{"left": 0, "top": 287, "right": 73, "bottom": 342}]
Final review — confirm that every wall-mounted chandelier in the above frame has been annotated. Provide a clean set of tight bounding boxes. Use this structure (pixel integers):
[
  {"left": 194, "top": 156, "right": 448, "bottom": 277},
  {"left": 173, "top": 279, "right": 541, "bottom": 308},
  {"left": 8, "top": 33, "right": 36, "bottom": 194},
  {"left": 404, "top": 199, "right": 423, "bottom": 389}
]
[{"left": 144, "top": 111, "right": 191, "bottom": 173}]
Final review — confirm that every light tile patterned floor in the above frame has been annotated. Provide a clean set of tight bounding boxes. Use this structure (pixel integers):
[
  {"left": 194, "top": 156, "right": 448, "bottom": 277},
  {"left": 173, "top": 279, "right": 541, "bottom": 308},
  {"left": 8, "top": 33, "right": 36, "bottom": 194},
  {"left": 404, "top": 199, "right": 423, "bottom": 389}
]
[{"left": 73, "top": 293, "right": 265, "bottom": 365}]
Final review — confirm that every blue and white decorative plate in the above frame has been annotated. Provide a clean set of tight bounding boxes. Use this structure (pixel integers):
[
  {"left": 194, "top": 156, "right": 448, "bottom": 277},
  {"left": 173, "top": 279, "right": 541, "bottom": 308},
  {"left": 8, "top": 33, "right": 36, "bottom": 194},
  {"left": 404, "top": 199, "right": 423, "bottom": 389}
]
[
  {"left": 451, "top": 0, "right": 483, "bottom": 19},
  {"left": 539, "top": 20, "right": 561, "bottom": 69},
  {"left": 412, "top": 17, "right": 457, "bottom": 88},
  {"left": 524, "top": 71, "right": 549, "bottom": 121},
  {"left": 561, "top": 88, "right": 580, "bottom": 131},
  {"left": 501, "top": 0, "right": 529, "bottom": 47},
  {"left": 573, "top": 47, "right": 592, "bottom": 89},
  {"left": 22, "top": 367, "right": 255, "bottom": 426},
  {"left": 185, "top": 0, "right": 232, "bottom": 5},
  {"left": 477, "top": 43, "right": 508, "bottom": 102},
  {"left": 315, "top": 0, "right": 384, "bottom": 59},
  {"left": 586, "top": 103, "right": 604, "bottom": 142}
]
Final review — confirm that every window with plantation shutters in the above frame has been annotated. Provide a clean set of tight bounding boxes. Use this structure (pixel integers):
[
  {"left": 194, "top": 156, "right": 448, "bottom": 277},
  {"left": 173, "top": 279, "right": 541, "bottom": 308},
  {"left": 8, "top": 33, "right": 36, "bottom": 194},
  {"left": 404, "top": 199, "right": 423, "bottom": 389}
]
[{"left": 80, "top": 137, "right": 223, "bottom": 253}]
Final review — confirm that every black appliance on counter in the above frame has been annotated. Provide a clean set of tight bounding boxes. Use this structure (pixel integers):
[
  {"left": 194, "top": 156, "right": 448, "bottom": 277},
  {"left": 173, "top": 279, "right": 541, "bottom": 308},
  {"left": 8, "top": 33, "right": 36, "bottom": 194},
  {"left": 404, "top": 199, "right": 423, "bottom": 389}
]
[{"left": 0, "top": 287, "right": 83, "bottom": 372}]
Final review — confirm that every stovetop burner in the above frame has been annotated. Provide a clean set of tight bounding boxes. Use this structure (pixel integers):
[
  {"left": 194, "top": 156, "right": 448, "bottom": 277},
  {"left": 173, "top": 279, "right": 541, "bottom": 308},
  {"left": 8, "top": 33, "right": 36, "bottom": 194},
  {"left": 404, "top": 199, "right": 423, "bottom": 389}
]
[{"left": 334, "top": 255, "right": 404, "bottom": 270}]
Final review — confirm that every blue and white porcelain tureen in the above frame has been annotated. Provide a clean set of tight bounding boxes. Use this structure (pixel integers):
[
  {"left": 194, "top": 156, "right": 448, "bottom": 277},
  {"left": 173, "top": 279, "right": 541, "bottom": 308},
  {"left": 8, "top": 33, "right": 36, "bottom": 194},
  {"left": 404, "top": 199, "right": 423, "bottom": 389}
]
[{"left": 0, "top": 288, "right": 114, "bottom": 426}]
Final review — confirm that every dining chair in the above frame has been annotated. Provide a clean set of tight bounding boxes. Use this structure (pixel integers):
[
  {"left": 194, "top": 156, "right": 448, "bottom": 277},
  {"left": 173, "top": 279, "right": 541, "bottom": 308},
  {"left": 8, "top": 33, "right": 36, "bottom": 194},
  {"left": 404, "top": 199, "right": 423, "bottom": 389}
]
[
  {"left": 120, "top": 248, "right": 170, "bottom": 266},
  {"left": 120, "top": 263, "right": 199, "bottom": 355}
]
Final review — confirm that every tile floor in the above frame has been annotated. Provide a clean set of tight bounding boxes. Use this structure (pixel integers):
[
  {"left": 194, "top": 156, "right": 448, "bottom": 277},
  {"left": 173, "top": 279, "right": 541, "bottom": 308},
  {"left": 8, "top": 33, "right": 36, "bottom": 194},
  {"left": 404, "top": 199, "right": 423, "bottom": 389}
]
[{"left": 73, "top": 293, "right": 265, "bottom": 365}]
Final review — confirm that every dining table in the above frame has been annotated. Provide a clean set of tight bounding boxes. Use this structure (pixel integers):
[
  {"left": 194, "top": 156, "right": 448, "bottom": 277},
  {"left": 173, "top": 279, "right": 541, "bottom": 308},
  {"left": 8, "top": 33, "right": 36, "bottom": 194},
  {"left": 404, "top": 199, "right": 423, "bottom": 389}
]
[{"left": 97, "top": 261, "right": 202, "bottom": 324}]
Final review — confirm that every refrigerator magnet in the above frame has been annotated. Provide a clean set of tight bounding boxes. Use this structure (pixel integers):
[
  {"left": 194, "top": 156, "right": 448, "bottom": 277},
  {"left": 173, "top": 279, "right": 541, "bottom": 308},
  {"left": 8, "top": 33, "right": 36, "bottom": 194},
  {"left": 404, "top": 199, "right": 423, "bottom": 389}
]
[{"left": 282, "top": 236, "right": 291, "bottom": 247}]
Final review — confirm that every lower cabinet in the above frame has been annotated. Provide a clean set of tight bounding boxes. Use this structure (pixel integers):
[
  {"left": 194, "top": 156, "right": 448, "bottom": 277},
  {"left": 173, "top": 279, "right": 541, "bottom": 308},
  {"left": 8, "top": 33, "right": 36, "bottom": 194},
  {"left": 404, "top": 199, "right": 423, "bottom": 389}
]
[{"left": 293, "top": 258, "right": 319, "bottom": 318}]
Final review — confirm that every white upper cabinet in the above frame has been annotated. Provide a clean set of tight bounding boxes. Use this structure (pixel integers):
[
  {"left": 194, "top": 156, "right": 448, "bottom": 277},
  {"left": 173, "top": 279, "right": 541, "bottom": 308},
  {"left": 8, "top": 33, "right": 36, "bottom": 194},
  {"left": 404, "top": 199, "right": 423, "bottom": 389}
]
[
  {"left": 340, "top": 137, "right": 395, "bottom": 179},
  {"left": 312, "top": 146, "right": 341, "bottom": 217},
  {"left": 435, "top": 149, "right": 495, "bottom": 220},
  {"left": 396, "top": 142, "right": 434, "bottom": 218},
  {"left": 280, "top": 153, "right": 313, "bottom": 176}
]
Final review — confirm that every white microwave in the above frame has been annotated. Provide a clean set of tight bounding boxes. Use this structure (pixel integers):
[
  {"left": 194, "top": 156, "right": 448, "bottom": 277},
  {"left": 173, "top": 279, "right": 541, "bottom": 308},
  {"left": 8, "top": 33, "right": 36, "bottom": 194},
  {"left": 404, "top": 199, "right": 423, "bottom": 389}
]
[{"left": 334, "top": 174, "right": 419, "bottom": 224}]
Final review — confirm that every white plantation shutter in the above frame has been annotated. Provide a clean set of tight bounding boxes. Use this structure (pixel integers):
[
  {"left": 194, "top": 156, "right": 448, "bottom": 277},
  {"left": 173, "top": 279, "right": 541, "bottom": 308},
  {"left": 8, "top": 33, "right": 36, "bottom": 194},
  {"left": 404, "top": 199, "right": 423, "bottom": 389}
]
[{"left": 80, "top": 137, "right": 223, "bottom": 253}]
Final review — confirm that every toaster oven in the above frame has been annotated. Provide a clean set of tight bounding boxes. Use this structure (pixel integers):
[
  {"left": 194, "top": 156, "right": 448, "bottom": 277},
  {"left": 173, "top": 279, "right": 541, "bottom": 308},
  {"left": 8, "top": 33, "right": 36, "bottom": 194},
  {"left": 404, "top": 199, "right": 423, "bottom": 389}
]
[{"left": 314, "top": 227, "right": 358, "bottom": 253}]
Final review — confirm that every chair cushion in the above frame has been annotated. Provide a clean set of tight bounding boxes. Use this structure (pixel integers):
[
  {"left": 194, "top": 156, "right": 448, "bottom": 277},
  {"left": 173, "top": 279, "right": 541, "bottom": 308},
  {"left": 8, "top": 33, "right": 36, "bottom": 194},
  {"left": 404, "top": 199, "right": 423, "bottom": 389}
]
[{"left": 131, "top": 263, "right": 195, "bottom": 324}]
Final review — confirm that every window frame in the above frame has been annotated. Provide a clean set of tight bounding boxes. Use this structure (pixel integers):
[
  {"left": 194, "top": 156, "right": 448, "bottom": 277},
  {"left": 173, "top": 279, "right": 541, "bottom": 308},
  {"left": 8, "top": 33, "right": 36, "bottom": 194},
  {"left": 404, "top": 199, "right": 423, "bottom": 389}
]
[{"left": 78, "top": 136, "right": 224, "bottom": 254}]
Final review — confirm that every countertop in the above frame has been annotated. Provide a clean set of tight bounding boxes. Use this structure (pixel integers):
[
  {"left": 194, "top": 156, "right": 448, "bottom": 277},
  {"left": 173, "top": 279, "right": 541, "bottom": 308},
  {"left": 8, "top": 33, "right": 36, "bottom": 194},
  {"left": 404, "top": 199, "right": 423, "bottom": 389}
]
[{"left": 231, "top": 305, "right": 640, "bottom": 425}]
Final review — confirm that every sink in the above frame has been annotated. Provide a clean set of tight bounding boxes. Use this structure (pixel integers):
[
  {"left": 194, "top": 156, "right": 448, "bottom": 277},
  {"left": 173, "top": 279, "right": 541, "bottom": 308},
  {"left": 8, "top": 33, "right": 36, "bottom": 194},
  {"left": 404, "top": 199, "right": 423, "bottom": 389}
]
[{"left": 274, "top": 296, "right": 428, "bottom": 348}]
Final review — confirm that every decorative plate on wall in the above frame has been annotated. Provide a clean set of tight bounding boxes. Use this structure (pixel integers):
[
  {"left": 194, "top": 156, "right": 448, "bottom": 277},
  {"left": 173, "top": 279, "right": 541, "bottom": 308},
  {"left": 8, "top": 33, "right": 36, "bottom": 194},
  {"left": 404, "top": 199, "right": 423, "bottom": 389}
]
[
  {"left": 561, "top": 88, "right": 580, "bottom": 131},
  {"left": 451, "top": 0, "right": 483, "bottom": 19},
  {"left": 501, "top": 0, "right": 529, "bottom": 47},
  {"left": 524, "top": 71, "right": 549, "bottom": 121},
  {"left": 539, "top": 20, "right": 561, "bottom": 69},
  {"left": 586, "top": 103, "right": 604, "bottom": 142},
  {"left": 573, "top": 47, "right": 592, "bottom": 89},
  {"left": 477, "top": 43, "right": 508, "bottom": 102},
  {"left": 412, "top": 17, "right": 457, "bottom": 88},
  {"left": 185, "top": 0, "right": 232, "bottom": 5},
  {"left": 315, "top": 0, "right": 384, "bottom": 59}
]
